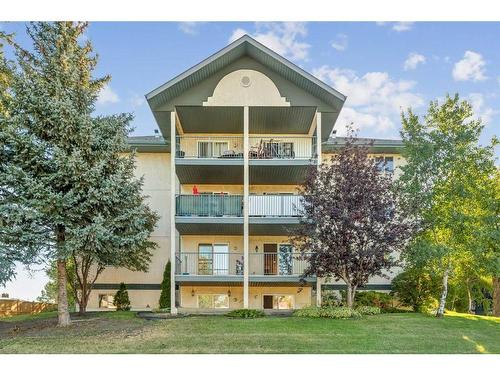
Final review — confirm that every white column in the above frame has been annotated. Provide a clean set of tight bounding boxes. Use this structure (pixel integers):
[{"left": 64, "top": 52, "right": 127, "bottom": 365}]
[
  {"left": 315, "top": 111, "right": 322, "bottom": 307},
  {"left": 170, "top": 111, "right": 178, "bottom": 315},
  {"left": 316, "top": 112, "right": 322, "bottom": 161},
  {"left": 243, "top": 106, "right": 249, "bottom": 309}
]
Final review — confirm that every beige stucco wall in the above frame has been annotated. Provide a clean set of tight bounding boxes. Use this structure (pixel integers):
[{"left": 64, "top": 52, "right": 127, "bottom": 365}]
[
  {"left": 88, "top": 152, "right": 172, "bottom": 310},
  {"left": 179, "top": 285, "right": 312, "bottom": 309},
  {"left": 180, "top": 184, "right": 300, "bottom": 195}
]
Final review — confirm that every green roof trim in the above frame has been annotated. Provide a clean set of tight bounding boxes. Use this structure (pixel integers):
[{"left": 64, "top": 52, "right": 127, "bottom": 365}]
[
  {"left": 127, "top": 136, "right": 170, "bottom": 152},
  {"left": 323, "top": 137, "right": 404, "bottom": 154}
]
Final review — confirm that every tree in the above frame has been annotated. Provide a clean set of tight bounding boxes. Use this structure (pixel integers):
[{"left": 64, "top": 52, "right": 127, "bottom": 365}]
[
  {"left": 292, "top": 129, "right": 415, "bottom": 308},
  {"left": 114, "top": 283, "right": 131, "bottom": 311},
  {"left": 0, "top": 22, "right": 157, "bottom": 325},
  {"left": 391, "top": 266, "right": 440, "bottom": 312},
  {"left": 158, "top": 260, "right": 171, "bottom": 309},
  {"left": 37, "top": 260, "right": 76, "bottom": 309},
  {"left": 398, "top": 94, "right": 498, "bottom": 317}
]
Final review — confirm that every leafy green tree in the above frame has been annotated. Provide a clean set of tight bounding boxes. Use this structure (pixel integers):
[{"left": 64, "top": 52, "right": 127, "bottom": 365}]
[
  {"left": 114, "top": 283, "right": 131, "bottom": 311},
  {"left": 391, "top": 266, "right": 440, "bottom": 312},
  {"left": 0, "top": 22, "right": 157, "bottom": 325},
  {"left": 398, "top": 94, "right": 498, "bottom": 317},
  {"left": 158, "top": 260, "right": 171, "bottom": 309}
]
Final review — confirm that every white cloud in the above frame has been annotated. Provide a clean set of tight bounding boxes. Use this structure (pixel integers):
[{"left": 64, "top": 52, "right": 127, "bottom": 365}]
[
  {"left": 404, "top": 52, "right": 426, "bottom": 70},
  {"left": 468, "top": 93, "right": 495, "bottom": 124},
  {"left": 129, "top": 94, "right": 145, "bottom": 109},
  {"left": 376, "top": 22, "right": 414, "bottom": 32},
  {"left": 331, "top": 33, "right": 348, "bottom": 51},
  {"left": 313, "top": 65, "right": 424, "bottom": 136},
  {"left": 392, "top": 22, "right": 414, "bottom": 32},
  {"left": 229, "top": 22, "right": 310, "bottom": 61},
  {"left": 452, "top": 51, "right": 487, "bottom": 82},
  {"left": 97, "top": 84, "right": 119, "bottom": 106},
  {"left": 178, "top": 22, "right": 203, "bottom": 35}
]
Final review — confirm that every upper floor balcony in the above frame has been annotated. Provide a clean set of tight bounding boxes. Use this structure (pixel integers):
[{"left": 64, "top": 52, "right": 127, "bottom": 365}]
[
  {"left": 175, "top": 194, "right": 304, "bottom": 235},
  {"left": 175, "top": 135, "right": 317, "bottom": 184}
]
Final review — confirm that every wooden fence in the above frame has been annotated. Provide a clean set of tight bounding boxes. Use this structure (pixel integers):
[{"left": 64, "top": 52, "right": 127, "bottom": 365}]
[{"left": 0, "top": 299, "right": 57, "bottom": 317}]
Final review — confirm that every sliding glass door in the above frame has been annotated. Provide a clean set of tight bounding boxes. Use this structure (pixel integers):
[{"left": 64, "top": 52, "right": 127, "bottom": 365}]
[{"left": 198, "top": 243, "right": 229, "bottom": 275}]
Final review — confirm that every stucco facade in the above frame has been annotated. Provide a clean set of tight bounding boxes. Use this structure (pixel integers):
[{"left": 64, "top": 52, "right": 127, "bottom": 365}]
[{"left": 89, "top": 35, "right": 405, "bottom": 312}]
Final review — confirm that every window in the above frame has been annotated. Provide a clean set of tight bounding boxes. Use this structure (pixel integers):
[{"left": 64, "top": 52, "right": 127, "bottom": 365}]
[
  {"left": 263, "top": 295, "right": 294, "bottom": 310},
  {"left": 375, "top": 156, "right": 394, "bottom": 173},
  {"left": 198, "top": 294, "right": 229, "bottom": 309},
  {"left": 98, "top": 294, "right": 115, "bottom": 309},
  {"left": 197, "top": 141, "right": 229, "bottom": 158}
]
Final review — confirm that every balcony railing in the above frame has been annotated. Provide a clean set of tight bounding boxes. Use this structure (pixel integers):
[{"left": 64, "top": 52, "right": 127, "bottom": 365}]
[
  {"left": 249, "top": 136, "right": 316, "bottom": 160},
  {"left": 176, "top": 136, "right": 244, "bottom": 159},
  {"left": 176, "top": 194, "right": 243, "bottom": 217},
  {"left": 249, "top": 195, "right": 303, "bottom": 217},
  {"left": 175, "top": 252, "right": 311, "bottom": 276},
  {"left": 249, "top": 252, "right": 310, "bottom": 276},
  {"left": 176, "top": 194, "right": 304, "bottom": 217},
  {"left": 176, "top": 252, "right": 244, "bottom": 276},
  {"left": 175, "top": 135, "right": 317, "bottom": 160}
]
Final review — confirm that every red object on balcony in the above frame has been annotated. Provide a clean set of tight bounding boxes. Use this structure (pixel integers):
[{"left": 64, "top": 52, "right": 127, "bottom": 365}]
[{"left": 192, "top": 185, "right": 199, "bottom": 195}]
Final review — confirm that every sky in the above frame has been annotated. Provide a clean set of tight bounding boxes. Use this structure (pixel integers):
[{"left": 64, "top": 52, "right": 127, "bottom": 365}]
[{"left": 1, "top": 21, "right": 499, "bottom": 300}]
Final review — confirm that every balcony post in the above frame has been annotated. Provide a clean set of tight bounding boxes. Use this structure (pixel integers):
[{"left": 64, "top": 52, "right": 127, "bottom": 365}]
[
  {"left": 316, "top": 111, "right": 322, "bottom": 307},
  {"left": 243, "top": 106, "right": 249, "bottom": 308},
  {"left": 170, "top": 110, "right": 178, "bottom": 315}
]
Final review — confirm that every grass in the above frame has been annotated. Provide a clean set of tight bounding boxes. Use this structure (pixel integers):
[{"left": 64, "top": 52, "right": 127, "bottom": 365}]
[{"left": 0, "top": 311, "right": 498, "bottom": 354}]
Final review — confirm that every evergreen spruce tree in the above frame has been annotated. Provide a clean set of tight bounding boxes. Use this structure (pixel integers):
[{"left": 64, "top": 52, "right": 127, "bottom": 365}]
[
  {"left": 158, "top": 260, "right": 171, "bottom": 310},
  {"left": 0, "top": 22, "right": 158, "bottom": 325},
  {"left": 114, "top": 282, "right": 131, "bottom": 311}
]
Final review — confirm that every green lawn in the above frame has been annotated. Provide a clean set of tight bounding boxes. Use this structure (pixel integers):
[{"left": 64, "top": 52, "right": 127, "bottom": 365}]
[{"left": 0, "top": 311, "right": 498, "bottom": 354}]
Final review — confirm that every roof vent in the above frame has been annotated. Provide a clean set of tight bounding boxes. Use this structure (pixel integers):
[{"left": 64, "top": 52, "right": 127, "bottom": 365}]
[
  {"left": 154, "top": 129, "right": 160, "bottom": 138},
  {"left": 241, "top": 76, "right": 251, "bottom": 87}
]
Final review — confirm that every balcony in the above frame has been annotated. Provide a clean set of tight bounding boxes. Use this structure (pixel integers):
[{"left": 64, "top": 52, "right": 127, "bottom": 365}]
[
  {"left": 175, "top": 194, "right": 303, "bottom": 235},
  {"left": 175, "top": 135, "right": 244, "bottom": 184},
  {"left": 174, "top": 135, "right": 317, "bottom": 184},
  {"left": 175, "top": 251, "right": 314, "bottom": 283}
]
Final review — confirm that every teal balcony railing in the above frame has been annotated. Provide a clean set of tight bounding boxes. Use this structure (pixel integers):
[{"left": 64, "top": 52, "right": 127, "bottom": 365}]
[{"left": 176, "top": 194, "right": 243, "bottom": 217}]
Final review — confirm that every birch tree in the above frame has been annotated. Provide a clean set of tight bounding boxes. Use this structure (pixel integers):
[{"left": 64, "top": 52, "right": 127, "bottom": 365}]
[{"left": 398, "top": 94, "right": 498, "bottom": 317}]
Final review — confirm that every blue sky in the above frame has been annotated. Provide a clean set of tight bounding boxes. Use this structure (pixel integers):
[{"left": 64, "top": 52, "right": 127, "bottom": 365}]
[{"left": 1, "top": 21, "right": 499, "bottom": 300}]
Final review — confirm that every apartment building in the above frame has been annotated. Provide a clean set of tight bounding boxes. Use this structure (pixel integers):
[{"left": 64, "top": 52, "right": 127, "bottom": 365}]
[{"left": 87, "top": 35, "right": 405, "bottom": 312}]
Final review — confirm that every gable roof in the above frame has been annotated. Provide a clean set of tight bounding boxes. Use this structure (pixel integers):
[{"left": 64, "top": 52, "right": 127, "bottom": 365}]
[{"left": 145, "top": 35, "right": 346, "bottom": 111}]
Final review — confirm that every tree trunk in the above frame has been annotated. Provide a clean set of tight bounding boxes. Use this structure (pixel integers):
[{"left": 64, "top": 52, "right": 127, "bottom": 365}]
[
  {"left": 346, "top": 284, "right": 356, "bottom": 308},
  {"left": 436, "top": 267, "right": 450, "bottom": 318},
  {"left": 57, "top": 259, "right": 71, "bottom": 326},
  {"left": 493, "top": 276, "right": 500, "bottom": 317},
  {"left": 466, "top": 281, "right": 473, "bottom": 314}
]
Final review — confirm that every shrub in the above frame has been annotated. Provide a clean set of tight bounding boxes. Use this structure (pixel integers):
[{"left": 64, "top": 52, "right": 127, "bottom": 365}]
[
  {"left": 225, "top": 309, "right": 265, "bottom": 318},
  {"left": 158, "top": 260, "right": 171, "bottom": 309},
  {"left": 356, "top": 306, "right": 381, "bottom": 315},
  {"left": 114, "top": 283, "right": 131, "bottom": 311},
  {"left": 391, "top": 268, "right": 440, "bottom": 312},
  {"left": 355, "top": 291, "right": 393, "bottom": 309},
  {"left": 294, "top": 306, "right": 361, "bottom": 319}
]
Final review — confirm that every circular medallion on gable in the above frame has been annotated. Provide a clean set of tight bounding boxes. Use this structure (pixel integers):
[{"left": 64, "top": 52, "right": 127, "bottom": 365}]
[{"left": 241, "top": 76, "right": 251, "bottom": 87}]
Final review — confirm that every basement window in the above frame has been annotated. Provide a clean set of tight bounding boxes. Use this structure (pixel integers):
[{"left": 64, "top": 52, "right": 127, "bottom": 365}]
[
  {"left": 98, "top": 294, "right": 116, "bottom": 309},
  {"left": 197, "top": 294, "right": 229, "bottom": 309}
]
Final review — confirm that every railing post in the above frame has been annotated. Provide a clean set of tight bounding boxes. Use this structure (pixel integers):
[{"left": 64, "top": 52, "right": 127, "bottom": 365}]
[{"left": 243, "top": 106, "right": 249, "bottom": 309}]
